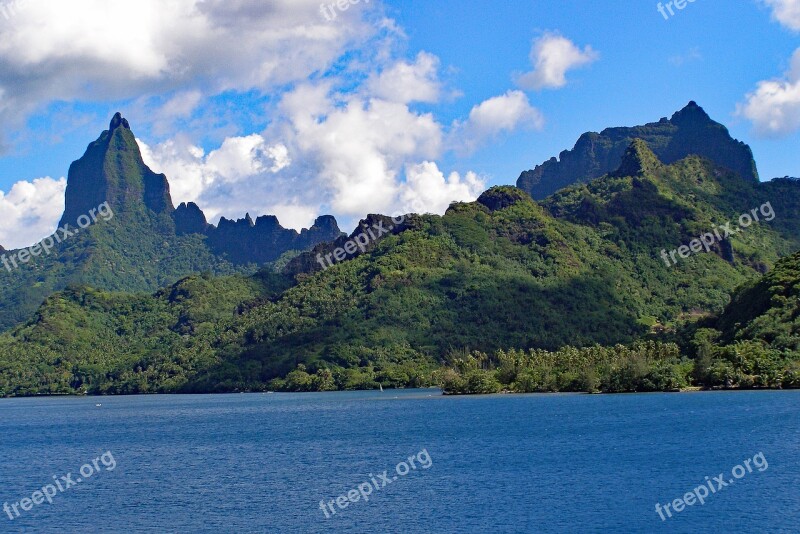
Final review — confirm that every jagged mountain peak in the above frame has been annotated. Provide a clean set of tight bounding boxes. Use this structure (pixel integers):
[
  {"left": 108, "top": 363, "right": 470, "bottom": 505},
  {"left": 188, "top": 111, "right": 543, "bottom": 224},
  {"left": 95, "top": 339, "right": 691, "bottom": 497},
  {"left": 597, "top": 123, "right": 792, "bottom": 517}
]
[
  {"left": 670, "top": 100, "right": 712, "bottom": 126},
  {"left": 58, "top": 114, "right": 345, "bottom": 264},
  {"left": 517, "top": 101, "right": 759, "bottom": 199},
  {"left": 109, "top": 112, "right": 131, "bottom": 130},
  {"left": 59, "top": 113, "right": 173, "bottom": 227}
]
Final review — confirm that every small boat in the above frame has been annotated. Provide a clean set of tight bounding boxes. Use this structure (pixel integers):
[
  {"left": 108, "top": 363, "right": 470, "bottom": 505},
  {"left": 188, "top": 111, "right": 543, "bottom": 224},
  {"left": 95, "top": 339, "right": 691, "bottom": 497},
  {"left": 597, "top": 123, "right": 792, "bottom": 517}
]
[{"left": 379, "top": 384, "right": 384, "bottom": 392}]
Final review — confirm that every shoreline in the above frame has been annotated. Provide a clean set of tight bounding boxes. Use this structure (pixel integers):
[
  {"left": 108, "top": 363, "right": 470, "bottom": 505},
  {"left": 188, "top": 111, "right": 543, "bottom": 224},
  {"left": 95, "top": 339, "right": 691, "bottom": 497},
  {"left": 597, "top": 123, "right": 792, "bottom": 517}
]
[{"left": 3, "top": 385, "right": 799, "bottom": 400}]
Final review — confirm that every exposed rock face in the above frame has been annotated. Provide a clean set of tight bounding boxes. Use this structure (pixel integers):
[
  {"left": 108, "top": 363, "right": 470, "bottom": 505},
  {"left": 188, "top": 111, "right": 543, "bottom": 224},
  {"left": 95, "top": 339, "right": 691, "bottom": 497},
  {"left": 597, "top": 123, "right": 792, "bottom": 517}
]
[
  {"left": 173, "top": 207, "right": 343, "bottom": 264},
  {"left": 60, "top": 113, "right": 343, "bottom": 265},
  {"left": 517, "top": 102, "right": 759, "bottom": 199},
  {"left": 60, "top": 113, "right": 174, "bottom": 227},
  {"left": 174, "top": 202, "right": 209, "bottom": 235}
]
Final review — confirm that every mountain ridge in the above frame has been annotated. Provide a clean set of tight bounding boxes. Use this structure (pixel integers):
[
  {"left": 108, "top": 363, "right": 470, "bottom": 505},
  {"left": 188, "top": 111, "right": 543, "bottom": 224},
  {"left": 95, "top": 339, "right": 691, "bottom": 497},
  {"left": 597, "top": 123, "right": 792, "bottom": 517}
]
[
  {"left": 0, "top": 113, "right": 343, "bottom": 331},
  {"left": 517, "top": 101, "right": 759, "bottom": 199},
  {"left": 3, "top": 131, "right": 799, "bottom": 395},
  {"left": 1, "top": 107, "right": 799, "bottom": 395}
]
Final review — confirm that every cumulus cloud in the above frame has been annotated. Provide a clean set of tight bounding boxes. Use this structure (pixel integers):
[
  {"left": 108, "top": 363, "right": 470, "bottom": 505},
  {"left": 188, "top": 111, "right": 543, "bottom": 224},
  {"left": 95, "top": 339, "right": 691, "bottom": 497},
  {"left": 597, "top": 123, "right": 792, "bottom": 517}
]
[
  {"left": 143, "top": 131, "right": 324, "bottom": 230},
  {"left": 516, "top": 32, "right": 599, "bottom": 90},
  {"left": 763, "top": 0, "right": 800, "bottom": 31},
  {"left": 142, "top": 68, "right": 489, "bottom": 231},
  {"left": 139, "top": 135, "right": 293, "bottom": 223},
  {"left": 0, "top": 177, "right": 66, "bottom": 249},
  {"left": 365, "top": 52, "right": 442, "bottom": 104},
  {"left": 737, "top": 48, "right": 800, "bottom": 137},
  {"left": 0, "top": 5, "right": 514, "bottom": 238},
  {"left": 450, "top": 90, "right": 544, "bottom": 154},
  {"left": 0, "top": 0, "right": 375, "bottom": 145},
  {"left": 280, "top": 91, "right": 443, "bottom": 218},
  {"left": 399, "top": 162, "right": 485, "bottom": 215}
]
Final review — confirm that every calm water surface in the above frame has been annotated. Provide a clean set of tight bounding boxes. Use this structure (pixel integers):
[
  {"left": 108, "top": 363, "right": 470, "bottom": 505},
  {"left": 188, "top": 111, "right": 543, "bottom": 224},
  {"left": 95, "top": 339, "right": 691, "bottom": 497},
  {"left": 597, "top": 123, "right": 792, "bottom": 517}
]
[{"left": 0, "top": 390, "right": 798, "bottom": 533}]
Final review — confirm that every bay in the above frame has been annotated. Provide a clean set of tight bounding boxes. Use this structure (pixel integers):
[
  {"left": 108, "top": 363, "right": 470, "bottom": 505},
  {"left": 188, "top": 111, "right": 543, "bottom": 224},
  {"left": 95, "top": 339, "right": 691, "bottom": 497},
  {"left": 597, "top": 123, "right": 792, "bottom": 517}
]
[{"left": 1, "top": 390, "right": 798, "bottom": 533}]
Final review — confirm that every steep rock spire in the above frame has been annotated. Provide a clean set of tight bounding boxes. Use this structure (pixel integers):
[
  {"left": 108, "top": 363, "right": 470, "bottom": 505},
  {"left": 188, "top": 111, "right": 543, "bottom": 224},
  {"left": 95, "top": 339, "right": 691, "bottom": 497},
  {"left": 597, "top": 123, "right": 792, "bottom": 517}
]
[{"left": 59, "top": 113, "right": 174, "bottom": 227}]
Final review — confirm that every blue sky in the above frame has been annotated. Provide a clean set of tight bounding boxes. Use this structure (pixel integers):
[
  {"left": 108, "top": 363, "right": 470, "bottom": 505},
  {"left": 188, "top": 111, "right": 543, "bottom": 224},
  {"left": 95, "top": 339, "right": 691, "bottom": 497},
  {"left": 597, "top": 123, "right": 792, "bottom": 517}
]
[{"left": 0, "top": 0, "right": 798, "bottom": 248}]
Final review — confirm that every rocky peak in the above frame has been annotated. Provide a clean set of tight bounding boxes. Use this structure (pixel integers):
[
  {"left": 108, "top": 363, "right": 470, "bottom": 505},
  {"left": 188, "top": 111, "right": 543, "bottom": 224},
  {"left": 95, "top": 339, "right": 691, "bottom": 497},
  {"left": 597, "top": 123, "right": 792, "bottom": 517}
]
[
  {"left": 176, "top": 204, "right": 343, "bottom": 265},
  {"left": 59, "top": 113, "right": 174, "bottom": 227},
  {"left": 174, "top": 202, "right": 209, "bottom": 235},
  {"left": 109, "top": 112, "right": 130, "bottom": 130},
  {"left": 670, "top": 101, "right": 712, "bottom": 127},
  {"left": 304, "top": 215, "right": 339, "bottom": 235},
  {"left": 517, "top": 101, "right": 759, "bottom": 199}
]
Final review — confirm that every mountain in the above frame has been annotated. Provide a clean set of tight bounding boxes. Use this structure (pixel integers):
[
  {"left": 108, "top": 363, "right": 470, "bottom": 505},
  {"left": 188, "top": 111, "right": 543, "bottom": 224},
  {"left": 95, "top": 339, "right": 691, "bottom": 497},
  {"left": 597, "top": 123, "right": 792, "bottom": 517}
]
[
  {"left": 203, "top": 212, "right": 343, "bottom": 265},
  {"left": 438, "top": 251, "right": 800, "bottom": 395},
  {"left": 517, "top": 102, "right": 759, "bottom": 199},
  {"left": 2, "top": 135, "right": 798, "bottom": 396},
  {"left": 675, "top": 250, "right": 800, "bottom": 391},
  {"left": 0, "top": 114, "right": 342, "bottom": 331},
  {"left": 716, "top": 250, "right": 800, "bottom": 351},
  {"left": 59, "top": 113, "right": 174, "bottom": 227}
]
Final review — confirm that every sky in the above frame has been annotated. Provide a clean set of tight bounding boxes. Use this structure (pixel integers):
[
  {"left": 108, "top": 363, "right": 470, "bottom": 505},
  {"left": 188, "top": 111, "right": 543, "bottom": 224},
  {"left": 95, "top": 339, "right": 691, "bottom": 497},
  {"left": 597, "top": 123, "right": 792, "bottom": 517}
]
[{"left": 0, "top": 0, "right": 798, "bottom": 249}]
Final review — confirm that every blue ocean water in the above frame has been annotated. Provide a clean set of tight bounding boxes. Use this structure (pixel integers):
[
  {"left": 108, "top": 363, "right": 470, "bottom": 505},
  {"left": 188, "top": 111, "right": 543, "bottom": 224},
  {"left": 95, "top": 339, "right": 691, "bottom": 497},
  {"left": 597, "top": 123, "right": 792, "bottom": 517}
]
[{"left": 0, "top": 390, "right": 798, "bottom": 533}]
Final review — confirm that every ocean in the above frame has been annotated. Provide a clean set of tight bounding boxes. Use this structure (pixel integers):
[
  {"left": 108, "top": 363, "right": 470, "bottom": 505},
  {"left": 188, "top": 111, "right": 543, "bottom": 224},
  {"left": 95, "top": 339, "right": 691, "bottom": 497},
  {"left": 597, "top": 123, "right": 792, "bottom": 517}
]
[{"left": 1, "top": 389, "right": 798, "bottom": 533}]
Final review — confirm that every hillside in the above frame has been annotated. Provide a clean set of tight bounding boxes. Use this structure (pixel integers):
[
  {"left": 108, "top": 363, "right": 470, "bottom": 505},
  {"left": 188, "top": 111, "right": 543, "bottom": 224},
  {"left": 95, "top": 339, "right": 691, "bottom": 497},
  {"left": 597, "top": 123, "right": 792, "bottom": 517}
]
[
  {"left": 716, "top": 250, "right": 800, "bottom": 353},
  {"left": 1, "top": 138, "right": 798, "bottom": 396},
  {"left": 0, "top": 115, "right": 342, "bottom": 330}
]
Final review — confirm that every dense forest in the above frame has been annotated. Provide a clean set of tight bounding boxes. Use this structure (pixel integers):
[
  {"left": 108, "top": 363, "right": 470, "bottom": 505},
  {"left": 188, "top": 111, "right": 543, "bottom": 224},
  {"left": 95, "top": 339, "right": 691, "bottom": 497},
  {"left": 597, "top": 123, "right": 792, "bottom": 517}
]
[{"left": 1, "top": 134, "right": 798, "bottom": 396}]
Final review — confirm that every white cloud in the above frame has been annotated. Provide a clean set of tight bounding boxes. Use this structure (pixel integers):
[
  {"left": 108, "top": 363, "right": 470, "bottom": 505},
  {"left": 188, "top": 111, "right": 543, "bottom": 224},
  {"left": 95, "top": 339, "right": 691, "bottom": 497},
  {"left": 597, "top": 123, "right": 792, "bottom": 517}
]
[
  {"left": 516, "top": 32, "right": 599, "bottom": 90},
  {"left": 139, "top": 135, "right": 292, "bottom": 223},
  {"left": 365, "top": 52, "right": 442, "bottom": 104},
  {"left": 276, "top": 84, "right": 445, "bottom": 219},
  {"left": 763, "top": 0, "right": 800, "bottom": 31},
  {"left": 1, "top": 4, "right": 521, "bottom": 240},
  {"left": 263, "top": 203, "right": 322, "bottom": 232},
  {"left": 142, "top": 132, "right": 330, "bottom": 229},
  {"left": 0, "top": 0, "right": 375, "bottom": 144},
  {"left": 206, "top": 135, "right": 290, "bottom": 180},
  {"left": 141, "top": 66, "right": 490, "bottom": 232},
  {"left": 0, "top": 177, "right": 66, "bottom": 249},
  {"left": 737, "top": 48, "right": 800, "bottom": 137},
  {"left": 399, "top": 162, "right": 485, "bottom": 215},
  {"left": 157, "top": 91, "right": 203, "bottom": 120},
  {"left": 450, "top": 90, "right": 544, "bottom": 154}
]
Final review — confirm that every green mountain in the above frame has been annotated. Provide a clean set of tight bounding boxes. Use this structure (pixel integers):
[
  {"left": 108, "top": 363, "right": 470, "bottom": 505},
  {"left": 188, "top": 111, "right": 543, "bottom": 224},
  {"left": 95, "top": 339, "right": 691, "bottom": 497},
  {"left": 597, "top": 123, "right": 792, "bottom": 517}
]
[
  {"left": 517, "top": 101, "right": 759, "bottom": 199},
  {"left": 716, "top": 250, "right": 800, "bottom": 352},
  {"left": 1, "top": 126, "right": 798, "bottom": 396},
  {"left": 437, "top": 251, "right": 800, "bottom": 396},
  {"left": 0, "top": 114, "right": 342, "bottom": 331},
  {"left": 59, "top": 113, "right": 173, "bottom": 227}
]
